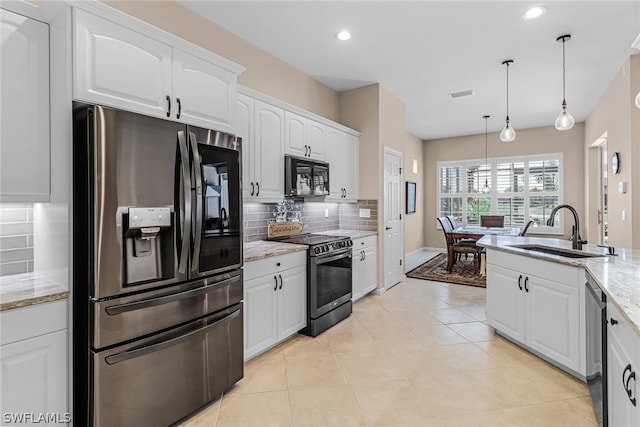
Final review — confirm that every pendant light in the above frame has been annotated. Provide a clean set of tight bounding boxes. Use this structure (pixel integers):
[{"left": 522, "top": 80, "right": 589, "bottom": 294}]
[
  {"left": 482, "top": 115, "right": 491, "bottom": 194},
  {"left": 500, "top": 60, "right": 516, "bottom": 142},
  {"left": 555, "top": 34, "right": 575, "bottom": 130}
]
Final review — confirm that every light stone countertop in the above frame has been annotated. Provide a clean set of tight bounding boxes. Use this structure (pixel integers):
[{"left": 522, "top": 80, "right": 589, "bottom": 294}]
[
  {"left": 478, "top": 235, "right": 640, "bottom": 335},
  {"left": 0, "top": 273, "right": 69, "bottom": 311},
  {"left": 320, "top": 229, "right": 378, "bottom": 239},
  {"left": 243, "top": 240, "right": 308, "bottom": 262}
]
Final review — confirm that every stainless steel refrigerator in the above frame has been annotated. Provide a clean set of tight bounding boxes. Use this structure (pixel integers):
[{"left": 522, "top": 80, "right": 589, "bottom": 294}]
[{"left": 72, "top": 104, "right": 243, "bottom": 427}]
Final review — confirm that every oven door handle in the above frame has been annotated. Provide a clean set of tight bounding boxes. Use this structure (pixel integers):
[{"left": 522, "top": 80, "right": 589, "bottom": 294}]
[
  {"left": 105, "top": 275, "right": 241, "bottom": 315},
  {"left": 105, "top": 307, "right": 240, "bottom": 365},
  {"left": 314, "top": 249, "right": 352, "bottom": 264},
  {"left": 189, "top": 132, "right": 203, "bottom": 273}
]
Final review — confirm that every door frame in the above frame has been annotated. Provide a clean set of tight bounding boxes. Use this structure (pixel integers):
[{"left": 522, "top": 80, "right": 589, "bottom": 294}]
[{"left": 382, "top": 146, "right": 404, "bottom": 291}]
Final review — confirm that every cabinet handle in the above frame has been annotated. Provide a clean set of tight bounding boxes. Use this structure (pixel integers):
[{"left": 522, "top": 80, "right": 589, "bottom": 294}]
[
  {"left": 362, "top": 250, "right": 366, "bottom": 261},
  {"left": 278, "top": 274, "right": 283, "bottom": 290},
  {"left": 623, "top": 364, "right": 637, "bottom": 406},
  {"left": 250, "top": 182, "right": 255, "bottom": 196},
  {"left": 256, "top": 182, "right": 260, "bottom": 197},
  {"left": 518, "top": 275, "right": 523, "bottom": 291},
  {"left": 524, "top": 276, "right": 529, "bottom": 293},
  {"left": 176, "top": 97, "right": 182, "bottom": 119},
  {"left": 166, "top": 95, "right": 171, "bottom": 117},
  {"left": 274, "top": 275, "right": 278, "bottom": 291},
  {"left": 610, "top": 318, "right": 619, "bottom": 326}
]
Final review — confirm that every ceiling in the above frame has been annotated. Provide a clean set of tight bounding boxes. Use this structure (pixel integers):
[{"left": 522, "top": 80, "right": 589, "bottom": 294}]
[{"left": 179, "top": 1, "right": 640, "bottom": 140}]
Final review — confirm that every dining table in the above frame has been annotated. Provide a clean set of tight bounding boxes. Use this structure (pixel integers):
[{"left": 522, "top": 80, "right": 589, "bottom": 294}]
[{"left": 448, "top": 226, "right": 521, "bottom": 276}]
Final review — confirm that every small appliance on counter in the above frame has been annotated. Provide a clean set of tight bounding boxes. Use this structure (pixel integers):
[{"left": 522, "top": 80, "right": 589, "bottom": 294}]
[{"left": 72, "top": 104, "right": 244, "bottom": 427}]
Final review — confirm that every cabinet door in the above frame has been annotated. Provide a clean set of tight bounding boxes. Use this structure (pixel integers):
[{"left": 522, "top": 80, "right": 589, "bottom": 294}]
[
  {"left": 237, "top": 94, "right": 255, "bottom": 200},
  {"left": 362, "top": 245, "right": 377, "bottom": 295},
  {"left": 244, "top": 274, "right": 279, "bottom": 360},
  {"left": 307, "top": 120, "right": 326, "bottom": 160},
  {"left": 608, "top": 329, "right": 638, "bottom": 427},
  {"left": 0, "top": 9, "right": 50, "bottom": 202},
  {"left": 0, "top": 330, "right": 67, "bottom": 420},
  {"left": 253, "top": 100, "right": 284, "bottom": 200},
  {"left": 525, "top": 275, "right": 580, "bottom": 371},
  {"left": 277, "top": 265, "right": 307, "bottom": 340},
  {"left": 325, "top": 127, "right": 347, "bottom": 201},
  {"left": 351, "top": 249, "right": 364, "bottom": 301},
  {"left": 343, "top": 133, "right": 359, "bottom": 201},
  {"left": 172, "top": 48, "right": 236, "bottom": 131},
  {"left": 284, "top": 111, "right": 307, "bottom": 158},
  {"left": 486, "top": 264, "right": 526, "bottom": 343},
  {"left": 73, "top": 9, "right": 172, "bottom": 118}
]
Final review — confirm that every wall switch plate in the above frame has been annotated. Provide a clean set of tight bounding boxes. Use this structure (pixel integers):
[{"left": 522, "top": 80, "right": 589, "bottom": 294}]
[
  {"left": 359, "top": 208, "right": 371, "bottom": 218},
  {"left": 618, "top": 181, "right": 626, "bottom": 193},
  {"left": 324, "top": 209, "right": 329, "bottom": 218},
  {"left": 622, "top": 210, "right": 626, "bottom": 220}
]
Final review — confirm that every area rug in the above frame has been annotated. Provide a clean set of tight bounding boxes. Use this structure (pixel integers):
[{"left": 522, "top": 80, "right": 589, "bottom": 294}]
[{"left": 406, "top": 253, "right": 486, "bottom": 288}]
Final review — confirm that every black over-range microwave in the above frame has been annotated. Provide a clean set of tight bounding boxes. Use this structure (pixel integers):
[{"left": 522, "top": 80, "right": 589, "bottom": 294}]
[{"left": 284, "top": 155, "right": 330, "bottom": 197}]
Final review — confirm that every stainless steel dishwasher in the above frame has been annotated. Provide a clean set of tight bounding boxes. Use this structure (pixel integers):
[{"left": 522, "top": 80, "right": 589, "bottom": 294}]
[{"left": 585, "top": 272, "right": 607, "bottom": 426}]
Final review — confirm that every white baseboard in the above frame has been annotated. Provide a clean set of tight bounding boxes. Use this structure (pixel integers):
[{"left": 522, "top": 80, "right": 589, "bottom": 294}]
[{"left": 405, "top": 247, "right": 445, "bottom": 257}]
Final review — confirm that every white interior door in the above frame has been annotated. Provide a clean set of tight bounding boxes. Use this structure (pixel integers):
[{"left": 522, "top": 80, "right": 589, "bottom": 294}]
[{"left": 383, "top": 147, "right": 403, "bottom": 290}]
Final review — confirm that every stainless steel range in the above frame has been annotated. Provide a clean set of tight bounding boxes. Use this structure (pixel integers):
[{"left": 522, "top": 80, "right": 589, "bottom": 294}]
[{"left": 270, "top": 233, "right": 353, "bottom": 336}]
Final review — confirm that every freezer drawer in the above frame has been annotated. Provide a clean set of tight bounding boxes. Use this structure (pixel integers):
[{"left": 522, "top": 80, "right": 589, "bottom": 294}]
[
  {"left": 91, "top": 304, "right": 243, "bottom": 427},
  {"left": 92, "top": 270, "right": 242, "bottom": 349}
]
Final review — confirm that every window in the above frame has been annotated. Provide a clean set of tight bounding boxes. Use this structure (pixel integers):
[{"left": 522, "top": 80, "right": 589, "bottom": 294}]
[{"left": 437, "top": 153, "right": 563, "bottom": 234}]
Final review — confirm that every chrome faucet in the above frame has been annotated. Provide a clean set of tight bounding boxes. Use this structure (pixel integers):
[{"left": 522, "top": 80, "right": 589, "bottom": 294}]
[{"left": 546, "top": 204, "right": 587, "bottom": 250}]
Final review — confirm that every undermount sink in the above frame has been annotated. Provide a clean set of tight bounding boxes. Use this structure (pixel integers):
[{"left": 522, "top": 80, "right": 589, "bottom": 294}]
[{"left": 508, "top": 244, "right": 606, "bottom": 259}]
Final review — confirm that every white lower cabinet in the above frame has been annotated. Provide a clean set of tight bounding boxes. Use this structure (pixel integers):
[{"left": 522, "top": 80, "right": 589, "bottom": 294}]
[
  {"left": 607, "top": 302, "right": 640, "bottom": 427},
  {"left": 243, "top": 251, "right": 306, "bottom": 360},
  {"left": 486, "top": 250, "right": 584, "bottom": 376},
  {"left": 352, "top": 235, "right": 378, "bottom": 301},
  {"left": 0, "top": 300, "right": 68, "bottom": 424}
]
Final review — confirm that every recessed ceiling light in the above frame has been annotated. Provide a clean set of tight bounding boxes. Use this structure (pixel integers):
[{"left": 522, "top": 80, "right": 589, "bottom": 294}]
[
  {"left": 448, "top": 89, "right": 475, "bottom": 99},
  {"left": 336, "top": 30, "right": 351, "bottom": 41},
  {"left": 522, "top": 6, "right": 546, "bottom": 20}
]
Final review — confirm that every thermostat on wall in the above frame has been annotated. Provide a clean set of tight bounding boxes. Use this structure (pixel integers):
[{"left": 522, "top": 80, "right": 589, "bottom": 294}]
[{"left": 618, "top": 181, "right": 626, "bottom": 194}]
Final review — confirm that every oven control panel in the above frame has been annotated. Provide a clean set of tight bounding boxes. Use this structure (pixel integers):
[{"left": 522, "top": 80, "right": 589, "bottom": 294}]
[{"left": 312, "top": 239, "right": 352, "bottom": 255}]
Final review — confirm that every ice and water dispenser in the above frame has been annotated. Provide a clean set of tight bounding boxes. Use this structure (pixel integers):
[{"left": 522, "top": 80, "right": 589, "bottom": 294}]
[{"left": 123, "top": 207, "right": 174, "bottom": 286}]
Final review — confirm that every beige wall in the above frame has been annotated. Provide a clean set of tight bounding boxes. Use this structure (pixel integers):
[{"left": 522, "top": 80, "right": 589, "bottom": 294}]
[
  {"left": 339, "top": 84, "right": 380, "bottom": 200},
  {"left": 103, "top": 1, "right": 340, "bottom": 121},
  {"left": 584, "top": 57, "right": 633, "bottom": 248},
  {"left": 403, "top": 133, "right": 425, "bottom": 254},
  {"left": 424, "top": 124, "right": 585, "bottom": 248}
]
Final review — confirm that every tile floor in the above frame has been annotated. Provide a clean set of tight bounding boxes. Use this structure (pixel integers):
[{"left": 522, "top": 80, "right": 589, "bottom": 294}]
[{"left": 181, "top": 268, "right": 596, "bottom": 426}]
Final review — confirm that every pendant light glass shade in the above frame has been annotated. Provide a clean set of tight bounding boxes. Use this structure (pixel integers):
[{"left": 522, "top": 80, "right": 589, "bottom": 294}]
[
  {"left": 482, "top": 115, "right": 491, "bottom": 194},
  {"left": 500, "top": 60, "right": 516, "bottom": 142},
  {"left": 555, "top": 35, "right": 574, "bottom": 131}
]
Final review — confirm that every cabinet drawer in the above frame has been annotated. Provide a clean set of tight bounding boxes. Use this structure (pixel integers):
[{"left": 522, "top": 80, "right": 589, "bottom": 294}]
[
  {"left": 607, "top": 302, "right": 640, "bottom": 362},
  {"left": 0, "top": 299, "right": 68, "bottom": 346},
  {"left": 244, "top": 250, "right": 306, "bottom": 281},
  {"left": 353, "top": 235, "right": 377, "bottom": 249},
  {"left": 486, "top": 249, "right": 581, "bottom": 287}
]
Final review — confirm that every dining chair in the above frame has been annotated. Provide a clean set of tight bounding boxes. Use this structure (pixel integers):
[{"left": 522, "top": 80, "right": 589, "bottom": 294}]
[
  {"left": 519, "top": 220, "right": 535, "bottom": 236},
  {"left": 437, "top": 217, "right": 481, "bottom": 273},
  {"left": 480, "top": 215, "right": 505, "bottom": 228}
]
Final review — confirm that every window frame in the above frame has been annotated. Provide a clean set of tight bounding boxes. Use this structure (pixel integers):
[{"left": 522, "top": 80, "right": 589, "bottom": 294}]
[{"left": 436, "top": 153, "right": 564, "bottom": 235}]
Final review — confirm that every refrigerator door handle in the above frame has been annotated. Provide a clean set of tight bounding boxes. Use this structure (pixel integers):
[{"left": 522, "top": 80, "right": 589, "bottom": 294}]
[
  {"left": 105, "top": 274, "right": 241, "bottom": 315},
  {"left": 189, "top": 132, "right": 203, "bottom": 273},
  {"left": 177, "top": 131, "right": 192, "bottom": 274},
  {"left": 105, "top": 307, "right": 241, "bottom": 365}
]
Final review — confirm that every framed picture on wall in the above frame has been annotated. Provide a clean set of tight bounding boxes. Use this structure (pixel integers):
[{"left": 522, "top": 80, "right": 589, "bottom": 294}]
[{"left": 406, "top": 181, "right": 416, "bottom": 214}]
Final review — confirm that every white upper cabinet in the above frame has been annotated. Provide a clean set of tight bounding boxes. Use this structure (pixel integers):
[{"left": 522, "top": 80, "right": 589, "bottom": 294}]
[
  {"left": 73, "top": 7, "right": 242, "bottom": 132},
  {"left": 0, "top": 9, "right": 50, "bottom": 202},
  {"left": 284, "top": 111, "right": 326, "bottom": 160},
  {"left": 326, "top": 127, "right": 359, "bottom": 202}
]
